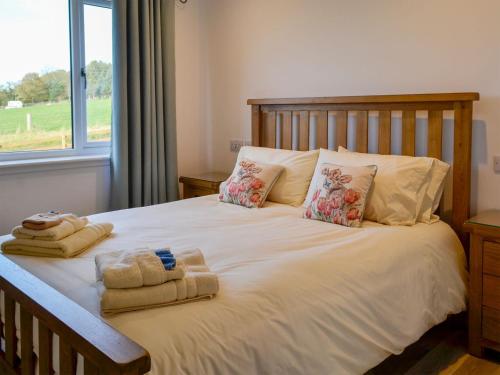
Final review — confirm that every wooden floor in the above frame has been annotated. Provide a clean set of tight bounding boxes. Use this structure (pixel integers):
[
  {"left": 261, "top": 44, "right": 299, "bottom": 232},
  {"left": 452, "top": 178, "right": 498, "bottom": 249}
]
[{"left": 367, "top": 314, "right": 500, "bottom": 375}]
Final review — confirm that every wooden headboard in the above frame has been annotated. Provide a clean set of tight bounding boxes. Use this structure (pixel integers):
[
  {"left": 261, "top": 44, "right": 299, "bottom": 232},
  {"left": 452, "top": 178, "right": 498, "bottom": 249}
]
[{"left": 247, "top": 92, "right": 479, "bottom": 246}]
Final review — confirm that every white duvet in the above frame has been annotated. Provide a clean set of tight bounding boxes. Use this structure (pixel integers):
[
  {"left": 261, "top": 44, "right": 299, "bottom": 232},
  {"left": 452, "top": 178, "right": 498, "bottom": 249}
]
[{"left": 1, "top": 195, "right": 467, "bottom": 374}]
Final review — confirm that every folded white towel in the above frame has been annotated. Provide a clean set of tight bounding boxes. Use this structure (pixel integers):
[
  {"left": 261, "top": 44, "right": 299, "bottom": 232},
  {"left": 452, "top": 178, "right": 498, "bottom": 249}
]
[
  {"left": 12, "top": 214, "right": 88, "bottom": 241},
  {"left": 95, "top": 249, "right": 202, "bottom": 289},
  {"left": 1, "top": 223, "right": 113, "bottom": 258},
  {"left": 98, "top": 267, "right": 219, "bottom": 315},
  {"left": 97, "top": 249, "right": 219, "bottom": 315}
]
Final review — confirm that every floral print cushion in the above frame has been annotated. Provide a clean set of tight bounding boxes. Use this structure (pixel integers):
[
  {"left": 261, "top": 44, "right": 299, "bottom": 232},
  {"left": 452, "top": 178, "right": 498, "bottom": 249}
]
[
  {"left": 218, "top": 159, "right": 284, "bottom": 208},
  {"left": 304, "top": 163, "right": 377, "bottom": 227}
]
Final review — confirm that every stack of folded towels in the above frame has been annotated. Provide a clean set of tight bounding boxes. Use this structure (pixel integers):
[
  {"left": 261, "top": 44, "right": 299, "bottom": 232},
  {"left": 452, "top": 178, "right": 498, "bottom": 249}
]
[
  {"left": 1, "top": 212, "right": 113, "bottom": 258},
  {"left": 95, "top": 248, "right": 219, "bottom": 315}
]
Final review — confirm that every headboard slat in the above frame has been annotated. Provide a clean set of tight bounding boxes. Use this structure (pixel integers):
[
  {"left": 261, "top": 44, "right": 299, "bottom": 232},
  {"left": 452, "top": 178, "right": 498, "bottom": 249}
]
[
  {"left": 281, "top": 111, "right": 292, "bottom": 150},
  {"left": 314, "top": 111, "right": 328, "bottom": 149},
  {"left": 334, "top": 111, "right": 348, "bottom": 150},
  {"left": 262, "top": 111, "right": 276, "bottom": 148},
  {"left": 428, "top": 110, "right": 443, "bottom": 159},
  {"left": 248, "top": 93, "right": 479, "bottom": 247},
  {"left": 402, "top": 110, "right": 416, "bottom": 156},
  {"left": 378, "top": 111, "right": 392, "bottom": 154},
  {"left": 298, "top": 111, "right": 310, "bottom": 151},
  {"left": 356, "top": 111, "right": 368, "bottom": 152}
]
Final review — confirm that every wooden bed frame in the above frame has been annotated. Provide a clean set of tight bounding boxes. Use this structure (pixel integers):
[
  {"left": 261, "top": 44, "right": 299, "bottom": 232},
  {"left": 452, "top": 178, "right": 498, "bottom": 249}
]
[{"left": 0, "top": 93, "right": 479, "bottom": 374}]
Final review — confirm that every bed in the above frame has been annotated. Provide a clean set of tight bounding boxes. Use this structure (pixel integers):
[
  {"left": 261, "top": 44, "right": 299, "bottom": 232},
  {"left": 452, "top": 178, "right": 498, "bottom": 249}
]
[{"left": 0, "top": 93, "right": 479, "bottom": 375}]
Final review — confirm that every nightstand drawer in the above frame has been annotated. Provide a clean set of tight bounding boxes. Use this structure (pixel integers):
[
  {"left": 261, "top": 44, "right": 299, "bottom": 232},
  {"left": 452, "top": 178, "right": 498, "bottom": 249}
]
[
  {"left": 484, "top": 241, "right": 500, "bottom": 277},
  {"left": 483, "top": 306, "right": 500, "bottom": 343},
  {"left": 184, "top": 186, "right": 216, "bottom": 199},
  {"left": 483, "top": 274, "right": 500, "bottom": 310},
  {"left": 179, "top": 173, "right": 228, "bottom": 200},
  {"left": 465, "top": 211, "right": 500, "bottom": 357}
]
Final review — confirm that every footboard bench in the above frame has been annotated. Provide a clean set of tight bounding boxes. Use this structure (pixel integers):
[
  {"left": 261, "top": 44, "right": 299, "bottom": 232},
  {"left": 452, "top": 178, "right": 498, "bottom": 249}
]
[{"left": 0, "top": 255, "right": 151, "bottom": 375}]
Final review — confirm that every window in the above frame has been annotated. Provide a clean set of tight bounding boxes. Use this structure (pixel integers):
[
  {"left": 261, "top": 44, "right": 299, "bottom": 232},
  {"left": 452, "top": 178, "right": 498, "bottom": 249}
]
[
  {"left": 83, "top": 2, "right": 112, "bottom": 144},
  {"left": 0, "top": 0, "right": 112, "bottom": 161}
]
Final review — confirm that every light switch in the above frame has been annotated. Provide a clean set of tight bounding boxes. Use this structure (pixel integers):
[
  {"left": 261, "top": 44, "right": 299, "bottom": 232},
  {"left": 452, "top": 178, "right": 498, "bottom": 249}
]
[{"left": 494, "top": 156, "right": 500, "bottom": 173}]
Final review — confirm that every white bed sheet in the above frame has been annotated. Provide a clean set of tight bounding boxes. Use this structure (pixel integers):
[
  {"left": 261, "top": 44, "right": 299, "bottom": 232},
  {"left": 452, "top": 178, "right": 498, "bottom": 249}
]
[{"left": 1, "top": 195, "right": 467, "bottom": 374}]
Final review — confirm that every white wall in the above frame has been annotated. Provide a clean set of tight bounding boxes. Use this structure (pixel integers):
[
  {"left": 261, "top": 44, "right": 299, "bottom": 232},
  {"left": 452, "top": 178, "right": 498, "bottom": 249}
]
[
  {"left": 0, "top": 163, "right": 110, "bottom": 235},
  {"left": 175, "top": 0, "right": 212, "bottom": 177},
  {"left": 176, "top": 0, "right": 500, "bottom": 214}
]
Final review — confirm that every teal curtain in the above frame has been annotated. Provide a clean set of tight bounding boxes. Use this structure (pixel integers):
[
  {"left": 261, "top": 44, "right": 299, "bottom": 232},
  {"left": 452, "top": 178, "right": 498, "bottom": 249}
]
[{"left": 111, "top": 0, "right": 178, "bottom": 209}]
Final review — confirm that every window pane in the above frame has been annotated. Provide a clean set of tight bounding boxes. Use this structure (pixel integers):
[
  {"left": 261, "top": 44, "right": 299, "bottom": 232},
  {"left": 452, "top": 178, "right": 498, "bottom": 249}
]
[
  {"left": 0, "top": 0, "right": 72, "bottom": 153},
  {"left": 84, "top": 4, "right": 112, "bottom": 143}
]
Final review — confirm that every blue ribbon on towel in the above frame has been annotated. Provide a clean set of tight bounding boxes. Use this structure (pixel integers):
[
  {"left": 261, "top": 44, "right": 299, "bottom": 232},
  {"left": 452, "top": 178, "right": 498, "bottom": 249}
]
[
  {"left": 155, "top": 249, "right": 172, "bottom": 256},
  {"left": 155, "top": 249, "right": 176, "bottom": 270}
]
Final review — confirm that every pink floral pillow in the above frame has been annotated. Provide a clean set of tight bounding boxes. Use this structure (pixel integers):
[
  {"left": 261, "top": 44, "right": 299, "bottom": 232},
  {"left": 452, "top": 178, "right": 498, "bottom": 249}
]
[
  {"left": 218, "top": 159, "right": 284, "bottom": 208},
  {"left": 304, "top": 163, "right": 377, "bottom": 227}
]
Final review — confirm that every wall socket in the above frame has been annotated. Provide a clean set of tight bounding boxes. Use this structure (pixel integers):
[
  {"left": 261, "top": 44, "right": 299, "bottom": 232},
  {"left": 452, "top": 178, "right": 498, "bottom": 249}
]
[
  {"left": 230, "top": 140, "right": 252, "bottom": 153},
  {"left": 230, "top": 140, "right": 244, "bottom": 153},
  {"left": 494, "top": 156, "right": 500, "bottom": 173}
]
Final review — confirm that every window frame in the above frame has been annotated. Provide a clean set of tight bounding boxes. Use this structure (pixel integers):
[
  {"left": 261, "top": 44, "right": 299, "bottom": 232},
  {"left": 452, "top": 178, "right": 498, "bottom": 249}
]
[
  {"left": 0, "top": 0, "right": 112, "bottom": 162},
  {"left": 77, "top": 0, "right": 113, "bottom": 150}
]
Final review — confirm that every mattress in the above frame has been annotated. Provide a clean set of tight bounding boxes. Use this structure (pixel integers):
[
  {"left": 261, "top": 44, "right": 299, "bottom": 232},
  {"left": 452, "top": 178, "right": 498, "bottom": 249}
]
[{"left": 1, "top": 195, "right": 467, "bottom": 374}]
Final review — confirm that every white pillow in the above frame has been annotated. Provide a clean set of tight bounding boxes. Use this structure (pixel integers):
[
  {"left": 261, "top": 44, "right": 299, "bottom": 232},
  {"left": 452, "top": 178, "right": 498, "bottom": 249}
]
[
  {"left": 305, "top": 148, "right": 434, "bottom": 225},
  {"left": 337, "top": 147, "right": 450, "bottom": 224},
  {"left": 237, "top": 147, "right": 319, "bottom": 206},
  {"left": 416, "top": 158, "right": 450, "bottom": 223}
]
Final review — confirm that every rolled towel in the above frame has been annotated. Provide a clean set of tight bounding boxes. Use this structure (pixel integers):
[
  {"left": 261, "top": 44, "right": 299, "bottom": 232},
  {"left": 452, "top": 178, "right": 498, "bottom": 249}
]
[
  {"left": 98, "top": 263, "right": 219, "bottom": 315},
  {"left": 12, "top": 214, "right": 88, "bottom": 241},
  {"left": 136, "top": 252, "right": 184, "bottom": 286},
  {"left": 95, "top": 253, "right": 143, "bottom": 289},
  {"left": 22, "top": 211, "right": 63, "bottom": 230},
  {"left": 95, "top": 248, "right": 208, "bottom": 289},
  {"left": 1, "top": 223, "right": 113, "bottom": 258},
  {"left": 174, "top": 248, "right": 206, "bottom": 266}
]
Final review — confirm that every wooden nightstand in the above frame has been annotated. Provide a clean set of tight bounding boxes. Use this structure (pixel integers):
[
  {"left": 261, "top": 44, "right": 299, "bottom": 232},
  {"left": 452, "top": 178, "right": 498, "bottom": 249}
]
[
  {"left": 179, "top": 172, "right": 228, "bottom": 199},
  {"left": 465, "top": 210, "right": 500, "bottom": 357}
]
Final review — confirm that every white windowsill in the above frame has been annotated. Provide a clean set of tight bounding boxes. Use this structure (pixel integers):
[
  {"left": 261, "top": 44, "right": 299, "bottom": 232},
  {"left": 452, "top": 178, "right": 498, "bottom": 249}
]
[{"left": 0, "top": 154, "right": 111, "bottom": 176}]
